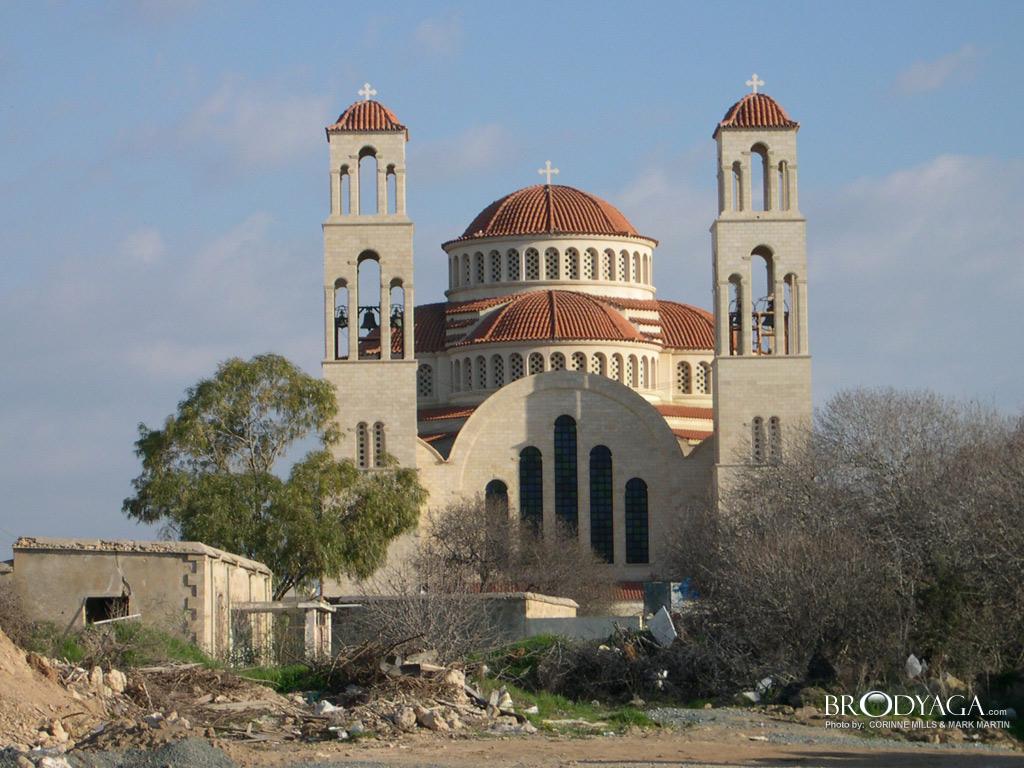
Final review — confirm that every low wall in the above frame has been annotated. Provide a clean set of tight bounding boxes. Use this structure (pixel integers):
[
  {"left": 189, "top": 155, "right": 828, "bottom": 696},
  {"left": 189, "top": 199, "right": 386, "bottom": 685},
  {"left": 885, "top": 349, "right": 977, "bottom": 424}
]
[{"left": 525, "top": 615, "right": 643, "bottom": 641}]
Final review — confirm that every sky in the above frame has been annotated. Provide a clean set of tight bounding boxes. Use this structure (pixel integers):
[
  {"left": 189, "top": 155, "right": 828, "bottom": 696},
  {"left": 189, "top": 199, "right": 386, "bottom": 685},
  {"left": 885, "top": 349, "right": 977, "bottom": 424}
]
[{"left": 2, "top": 1, "right": 1023, "bottom": 557}]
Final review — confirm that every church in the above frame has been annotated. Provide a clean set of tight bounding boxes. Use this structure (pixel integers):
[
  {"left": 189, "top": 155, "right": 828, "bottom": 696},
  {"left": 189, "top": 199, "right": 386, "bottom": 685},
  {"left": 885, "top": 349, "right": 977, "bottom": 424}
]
[{"left": 320, "top": 78, "right": 812, "bottom": 587}]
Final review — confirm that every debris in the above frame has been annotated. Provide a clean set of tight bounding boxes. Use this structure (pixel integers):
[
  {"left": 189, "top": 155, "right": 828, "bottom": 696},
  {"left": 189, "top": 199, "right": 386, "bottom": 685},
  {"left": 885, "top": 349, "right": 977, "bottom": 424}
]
[
  {"left": 647, "top": 606, "right": 678, "bottom": 648},
  {"left": 905, "top": 654, "right": 923, "bottom": 679},
  {"left": 314, "top": 700, "right": 341, "bottom": 716},
  {"left": 524, "top": 705, "right": 539, "bottom": 715},
  {"left": 738, "top": 691, "right": 761, "bottom": 705}
]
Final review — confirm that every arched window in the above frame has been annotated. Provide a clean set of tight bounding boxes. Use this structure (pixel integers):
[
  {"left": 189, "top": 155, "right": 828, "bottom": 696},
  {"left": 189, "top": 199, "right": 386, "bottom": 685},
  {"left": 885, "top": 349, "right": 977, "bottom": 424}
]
[
  {"left": 373, "top": 422, "right": 385, "bottom": 467},
  {"left": 550, "top": 352, "right": 566, "bottom": 371},
  {"left": 751, "top": 143, "right": 769, "bottom": 211},
  {"left": 624, "top": 478, "right": 649, "bottom": 564},
  {"left": 631, "top": 252, "right": 641, "bottom": 282},
  {"left": 731, "top": 160, "right": 742, "bottom": 211},
  {"left": 510, "top": 353, "right": 524, "bottom": 380},
  {"left": 566, "top": 248, "right": 580, "bottom": 279},
  {"left": 617, "top": 251, "right": 629, "bottom": 281},
  {"left": 626, "top": 355, "right": 637, "bottom": 387},
  {"left": 491, "top": 354, "right": 505, "bottom": 388},
  {"left": 485, "top": 479, "right": 509, "bottom": 516},
  {"left": 784, "top": 272, "right": 797, "bottom": 355},
  {"left": 358, "top": 147, "right": 378, "bottom": 214},
  {"left": 769, "top": 416, "right": 782, "bottom": 462},
  {"left": 474, "top": 252, "right": 485, "bottom": 284},
  {"left": 528, "top": 352, "right": 544, "bottom": 375},
  {"left": 525, "top": 248, "right": 540, "bottom": 280},
  {"left": 544, "top": 248, "right": 559, "bottom": 280},
  {"left": 583, "top": 248, "right": 597, "bottom": 279},
  {"left": 452, "top": 359, "right": 461, "bottom": 392},
  {"left": 389, "top": 280, "right": 405, "bottom": 359},
  {"left": 610, "top": 354, "right": 623, "bottom": 382},
  {"left": 650, "top": 357, "right": 657, "bottom": 387},
  {"left": 643, "top": 253, "right": 651, "bottom": 284},
  {"left": 463, "top": 357, "right": 473, "bottom": 390},
  {"left": 386, "top": 165, "right": 397, "bottom": 214},
  {"left": 340, "top": 165, "right": 351, "bottom": 215},
  {"left": 334, "top": 279, "right": 349, "bottom": 360},
  {"left": 752, "top": 416, "right": 765, "bottom": 463},
  {"left": 518, "top": 447, "right": 543, "bottom": 529},
  {"left": 416, "top": 364, "right": 433, "bottom": 397},
  {"left": 554, "top": 416, "right": 578, "bottom": 531},
  {"left": 489, "top": 251, "right": 502, "bottom": 282},
  {"left": 728, "top": 273, "right": 744, "bottom": 355},
  {"left": 751, "top": 246, "right": 776, "bottom": 354},
  {"left": 777, "top": 160, "right": 789, "bottom": 211},
  {"left": 591, "top": 353, "right": 606, "bottom": 376},
  {"left": 507, "top": 249, "right": 520, "bottom": 281},
  {"left": 639, "top": 357, "right": 648, "bottom": 388},
  {"left": 357, "top": 253, "right": 381, "bottom": 360},
  {"left": 603, "top": 249, "right": 615, "bottom": 280},
  {"left": 476, "top": 355, "right": 487, "bottom": 389},
  {"left": 676, "top": 361, "right": 691, "bottom": 394},
  {"left": 571, "top": 352, "right": 587, "bottom": 371},
  {"left": 589, "top": 446, "right": 613, "bottom": 563},
  {"left": 697, "top": 362, "right": 711, "bottom": 394},
  {"left": 462, "top": 254, "right": 471, "bottom": 286},
  {"left": 356, "top": 422, "right": 369, "bottom": 469}
]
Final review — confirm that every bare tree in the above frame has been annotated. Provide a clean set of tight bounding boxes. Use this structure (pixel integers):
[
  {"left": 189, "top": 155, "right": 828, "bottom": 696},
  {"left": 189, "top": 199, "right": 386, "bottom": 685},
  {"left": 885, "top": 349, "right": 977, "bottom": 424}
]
[{"left": 666, "top": 388, "right": 1024, "bottom": 690}]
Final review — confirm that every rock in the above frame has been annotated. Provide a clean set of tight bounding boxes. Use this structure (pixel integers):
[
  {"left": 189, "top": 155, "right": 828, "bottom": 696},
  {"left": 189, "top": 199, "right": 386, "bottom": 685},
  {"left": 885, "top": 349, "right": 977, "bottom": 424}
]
[
  {"left": 50, "top": 718, "right": 68, "bottom": 743},
  {"left": 737, "top": 691, "right": 760, "bottom": 705},
  {"left": 488, "top": 689, "right": 500, "bottom": 707},
  {"left": 447, "top": 713, "right": 464, "bottom": 730},
  {"left": 497, "top": 690, "right": 514, "bottom": 709},
  {"left": 16, "top": 755, "right": 33, "bottom": 768},
  {"left": 703, "top": 702, "right": 713, "bottom": 709},
  {"left": 520, "top": 721, "right": 538, "bottom": 734},
  {"left": 315, "top": 700, "right": 341, "bottom": 716},
  {"left": 27, "top": 652, "right": 57, "bottom": 682},
  {"left": 39, "top": 758, "right": 72, "bottom": 768},
  {"left": 523, "top": 705, "right": 539, "bottom": 715},
  {"left": 416, "top": 708, "right": 449, "bottom": 732},
  {"left": 179, "top": 717, "right": 191, "bottom": 730},
  {"left": 443, "top": 668, "right": 466, "bottom": 690},
  {"left": 348, "top": 721, "right": 366, "bottom": 736},
  {"left": 89, "top": 666, "right": 104, "bottom": 690},
  {"left": 106, "top": 668, "right": 127, "bottom": 694},
  {"left": 393, "top": 706, "right": 417, "bottom": 731},
  {"left": 143, "top": 712, "right": 165, "bottom": 728}
]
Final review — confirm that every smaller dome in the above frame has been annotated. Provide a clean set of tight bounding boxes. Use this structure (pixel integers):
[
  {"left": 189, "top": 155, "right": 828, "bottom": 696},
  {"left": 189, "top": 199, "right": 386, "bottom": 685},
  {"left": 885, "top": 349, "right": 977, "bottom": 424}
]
[
  {"left": 714, "top": 93, "right": 798, "bottom": 137},
  {"left": 446, "top": 184, "right": 654, "bottom": 246},
  {"left": 456, "top": 290, "right": 644, "bottom": 346},
  {"left": 326, "top": 100, "right": 407, "bottom": 137}
]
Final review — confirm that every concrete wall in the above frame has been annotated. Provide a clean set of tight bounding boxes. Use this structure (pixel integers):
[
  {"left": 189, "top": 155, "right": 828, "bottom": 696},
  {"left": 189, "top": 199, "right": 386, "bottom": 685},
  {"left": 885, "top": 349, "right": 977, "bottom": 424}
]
[
  {"left": 10, "top": 538, "right": 272, "bottom": 658},
  {"left": 526, "top": 615, "right": 642, "bottom": 641}
]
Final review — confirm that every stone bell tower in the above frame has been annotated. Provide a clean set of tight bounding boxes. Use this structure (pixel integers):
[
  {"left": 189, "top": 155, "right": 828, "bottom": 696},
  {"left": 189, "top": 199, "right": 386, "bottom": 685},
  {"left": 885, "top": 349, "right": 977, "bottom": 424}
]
[
  {"left": 322, "top": 84, "right": 418, "bottom": 469},
  {"left": 710, "top": 76, "right": 812, "bottom": 495}
]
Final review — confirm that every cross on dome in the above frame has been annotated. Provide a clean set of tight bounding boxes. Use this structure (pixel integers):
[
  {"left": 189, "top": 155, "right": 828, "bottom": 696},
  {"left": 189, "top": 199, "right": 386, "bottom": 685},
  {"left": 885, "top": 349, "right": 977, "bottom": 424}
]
[
  {"left": 537, "top": 160, "right": 559, "bottom": 185},
  {"left": 746, "top": 73, "right": 765, "bottom": 94},
  {"left": 358, "top": 82, "right": 377, "bottom": 101}
]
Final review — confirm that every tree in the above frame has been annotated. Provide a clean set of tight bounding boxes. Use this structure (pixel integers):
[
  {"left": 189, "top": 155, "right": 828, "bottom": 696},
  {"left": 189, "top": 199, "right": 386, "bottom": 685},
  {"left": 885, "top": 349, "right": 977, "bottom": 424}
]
[
  {"left": 123, "top": 354, "right": 427, "bottom": 598},
  {"left": 415, "top": 495, "right": 617, "bottom": 613}
]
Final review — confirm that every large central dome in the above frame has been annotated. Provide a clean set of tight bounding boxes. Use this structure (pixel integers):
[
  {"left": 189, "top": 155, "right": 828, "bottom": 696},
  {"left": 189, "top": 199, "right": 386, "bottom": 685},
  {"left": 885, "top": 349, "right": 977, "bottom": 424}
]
[{"left": 447, "top": 184, "right": 653, "bottom": 245}]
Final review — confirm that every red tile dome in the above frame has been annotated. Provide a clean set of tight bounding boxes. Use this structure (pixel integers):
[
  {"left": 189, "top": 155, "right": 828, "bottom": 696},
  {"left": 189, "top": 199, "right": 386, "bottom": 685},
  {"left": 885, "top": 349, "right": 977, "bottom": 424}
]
[
  {"left": 326, "top": 100, "right": 407, "bottom": 138},
  {"left": 656, "top": 300, "right": 715, "bottom": 350},
  {"left": 446, "top": 185, "right": 653, "bottom": 246},
  {"left": 456, "top": 290, "right": 645, "bottom": 346},
  {"left": 714, "top": 93, "right": 798, "bottom": 137}
]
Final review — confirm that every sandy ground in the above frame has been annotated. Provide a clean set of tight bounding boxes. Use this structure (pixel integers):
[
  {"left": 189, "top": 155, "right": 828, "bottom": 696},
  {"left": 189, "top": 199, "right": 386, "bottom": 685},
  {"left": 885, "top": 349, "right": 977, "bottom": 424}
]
[{"left": 223, "top": 716, "right": 1024, "bottom": 768}]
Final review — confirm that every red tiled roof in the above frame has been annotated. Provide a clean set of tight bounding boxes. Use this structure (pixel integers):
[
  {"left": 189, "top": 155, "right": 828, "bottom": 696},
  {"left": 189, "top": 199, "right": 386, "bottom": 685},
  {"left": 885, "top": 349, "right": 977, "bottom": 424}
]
[
  {"left": 415, "top": 303, "right": 447, "bottom": 353},
  {"left": 656, "top": 405, "right": 714, "bottom": 419},
  {"left": 672, "top": 428, "right": 714, "bottom": 442},
  {"left": 419, "top": 431, "right": 457, "bottom": 444},
  {"left": 418, "top": 405, "right": 477, "bottom": 422},
  {"left": 715, "top": 93, "right": 798, "bottom": 136},
  {"left": 615, "top": 582, "right": 644, "bottom": 602},
  {"left": 657, "top": 301, "right": 715, "bottom": 351},
  {"left": 455, "top": 291, "right": 645, "bottom": 347},
  {"left": 445, "top": 185, "right": 654, "bottom": 246},
  {"left": 327, "top": 100, "right": 408, "bottom": 137}
]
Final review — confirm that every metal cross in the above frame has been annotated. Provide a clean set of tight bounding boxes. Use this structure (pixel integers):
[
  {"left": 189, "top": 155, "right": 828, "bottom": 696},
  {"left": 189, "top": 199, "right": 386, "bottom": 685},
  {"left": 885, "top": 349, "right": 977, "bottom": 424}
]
[
  {"left": 746, "top": 73, "right": 765, "bottom": 94},
  {"left": 358, "top": 82, "right": 377, "bottom": 101},
  {"left": 537, "top": 160, "right": 559, "bottom": 185}
]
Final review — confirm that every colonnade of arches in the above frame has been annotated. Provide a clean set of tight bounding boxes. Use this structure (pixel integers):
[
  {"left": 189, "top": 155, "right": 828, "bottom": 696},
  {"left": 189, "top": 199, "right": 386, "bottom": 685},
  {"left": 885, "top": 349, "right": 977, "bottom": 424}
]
[
  {"left": 722, "top": 141, "right": 795, "bottom": 214},
  {"left": 445, "top": 349, "right": 659, "bottom": 394},
  {"left": 674, "top": 361, "right": 712, "bottom": 395},
  {"left": 721, "top": 246, "right": 805, "bottom": 357},
  {"left": 330, "top": 250, "right": 412, "bottom": 361},
  {"left": 486, "top": 415, "right": 649, "bottom": 565},
  {"left": 448, "top": 246, "right": 652, "bottom": 290},
  {"left": 335, "top": 145, "right": 404, "bottom": 217}
]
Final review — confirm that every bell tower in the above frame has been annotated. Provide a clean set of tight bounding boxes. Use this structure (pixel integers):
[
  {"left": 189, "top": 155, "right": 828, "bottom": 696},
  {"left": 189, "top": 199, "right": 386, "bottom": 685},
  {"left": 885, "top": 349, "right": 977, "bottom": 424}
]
[
  {"left": 322, "top": 84, "right": 418, "bottom": 469},
  {"left": 710, "top": 76, "right": 812, "bottom": 494}
]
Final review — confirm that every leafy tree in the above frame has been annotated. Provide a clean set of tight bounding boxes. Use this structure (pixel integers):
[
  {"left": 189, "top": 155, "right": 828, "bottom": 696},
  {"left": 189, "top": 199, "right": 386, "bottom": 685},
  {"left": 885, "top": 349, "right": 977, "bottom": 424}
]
[{"left": 123, "top": 354, "right": 426, "bottom": 598}]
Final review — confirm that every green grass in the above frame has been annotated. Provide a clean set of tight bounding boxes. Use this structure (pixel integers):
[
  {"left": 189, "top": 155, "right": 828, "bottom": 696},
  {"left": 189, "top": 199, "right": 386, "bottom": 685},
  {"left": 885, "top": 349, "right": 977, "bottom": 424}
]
[
  {"left": 105, "top": 622, "right": 212, "bottom": 667},
  {"left": 239, "top": 663, "right": 327, "bottom": 693},
  {"left": 476, "top": 677, "right": 656, "bottom": 733}
]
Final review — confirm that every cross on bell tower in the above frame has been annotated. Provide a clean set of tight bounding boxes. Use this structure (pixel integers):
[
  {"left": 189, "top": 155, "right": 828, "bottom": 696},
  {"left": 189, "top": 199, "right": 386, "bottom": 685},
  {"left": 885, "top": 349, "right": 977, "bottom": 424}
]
[
  {"left": 358, "top": 82, "right": 377, "bottom": 101},
  {"left": 745, "top": 73, "right": 765, "bottom": 94}
]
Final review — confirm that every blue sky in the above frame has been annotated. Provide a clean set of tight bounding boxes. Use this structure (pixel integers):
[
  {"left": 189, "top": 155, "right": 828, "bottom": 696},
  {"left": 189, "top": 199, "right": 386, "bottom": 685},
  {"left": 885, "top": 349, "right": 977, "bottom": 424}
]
[{"left": 2, "top": 1, "right": 1022, "bottom": 555}]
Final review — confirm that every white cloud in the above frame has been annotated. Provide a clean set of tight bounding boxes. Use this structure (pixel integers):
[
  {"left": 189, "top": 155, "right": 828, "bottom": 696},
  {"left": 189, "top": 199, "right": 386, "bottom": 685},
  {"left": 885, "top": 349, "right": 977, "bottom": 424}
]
[
  {"left": 894, "top": 44, "right": 982, "bottom": 94},
  {"left": 414, "top": 13, "right": 463, "bottom": 57},
  {"left": 119, "top": 228, "right": 166, "bottom": 265},
  {"left": 181, "top": 76, "right": 331, "bottom": 169},
  {"left": 414, "top": 123, "right": 515, "bottom": 179}
]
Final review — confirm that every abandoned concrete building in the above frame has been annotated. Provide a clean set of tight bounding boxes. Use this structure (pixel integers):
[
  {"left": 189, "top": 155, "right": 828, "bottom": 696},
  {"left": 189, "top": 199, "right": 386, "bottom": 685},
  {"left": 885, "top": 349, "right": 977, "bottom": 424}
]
[{"left": 320, "top": 77, "right": 812, "bottom": 593}]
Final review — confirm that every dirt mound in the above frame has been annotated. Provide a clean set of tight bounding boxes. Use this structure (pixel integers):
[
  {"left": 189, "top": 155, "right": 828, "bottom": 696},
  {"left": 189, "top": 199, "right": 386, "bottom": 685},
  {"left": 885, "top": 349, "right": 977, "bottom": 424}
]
[{"left": 0, "top": 627, "right": 105, "bottom": 748}]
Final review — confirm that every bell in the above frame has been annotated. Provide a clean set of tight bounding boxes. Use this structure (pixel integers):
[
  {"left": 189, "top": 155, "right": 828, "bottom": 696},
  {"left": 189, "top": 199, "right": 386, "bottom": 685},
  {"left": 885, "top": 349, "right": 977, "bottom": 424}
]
[{"left": 360, "top": 309, "right": 378, "bottom": 331}]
